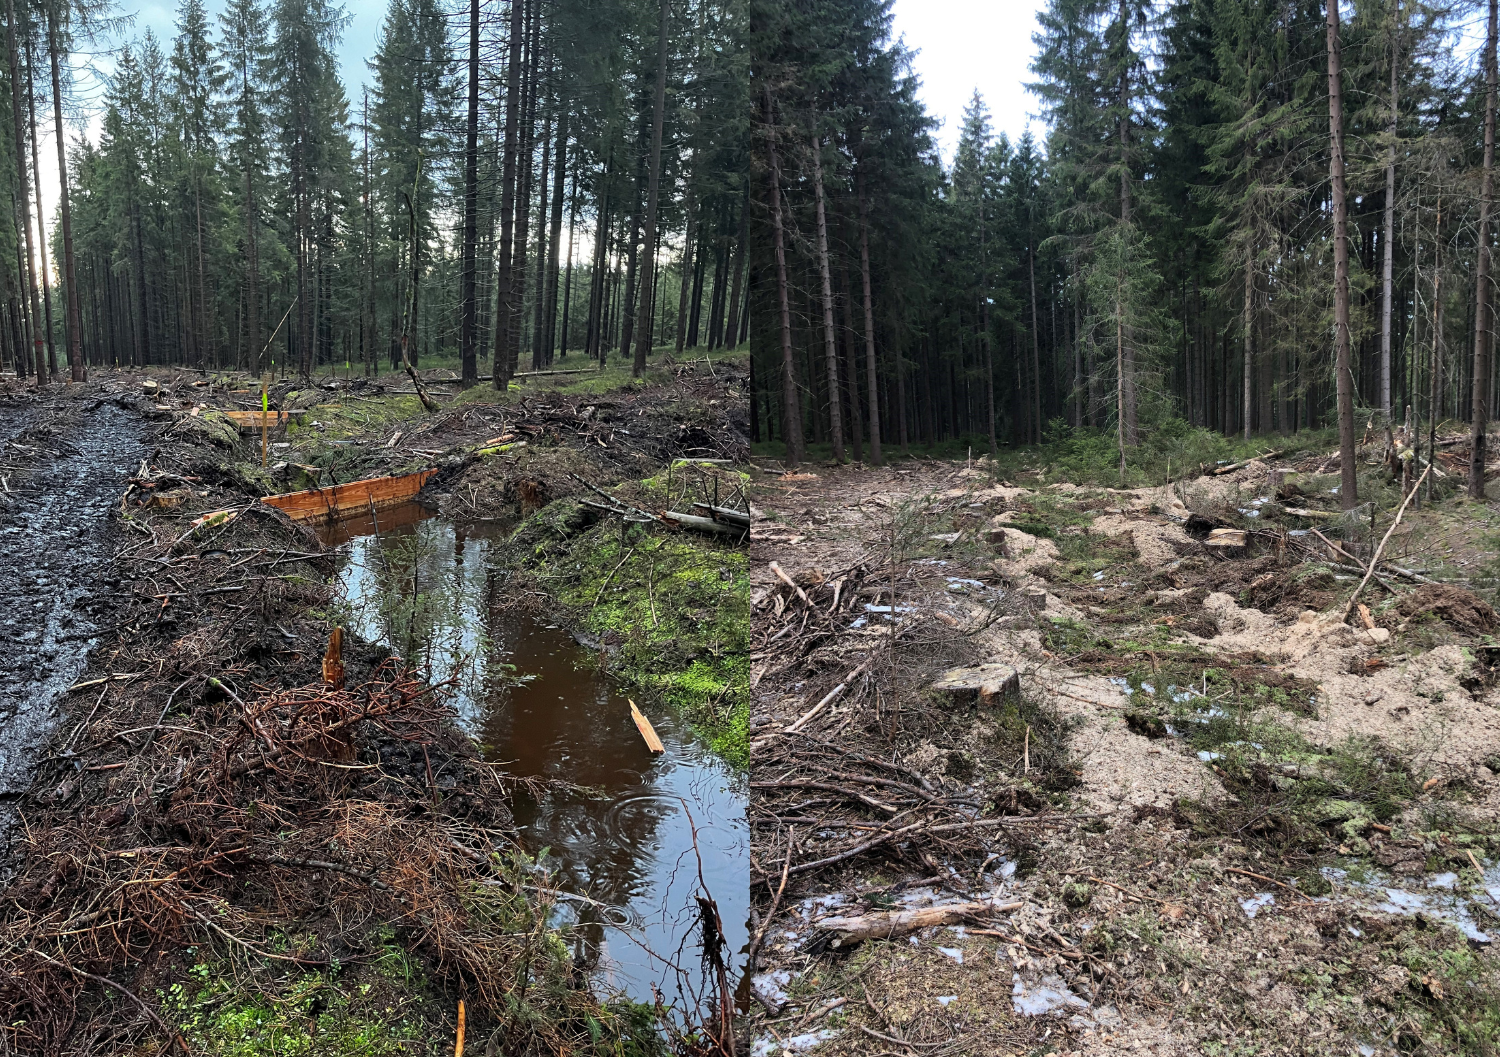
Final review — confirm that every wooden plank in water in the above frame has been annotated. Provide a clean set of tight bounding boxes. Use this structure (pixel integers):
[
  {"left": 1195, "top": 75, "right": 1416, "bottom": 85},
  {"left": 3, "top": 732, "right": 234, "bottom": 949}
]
[
  {"left": 261, "top": 469, "right": 437, "bottom": 521},
  {"left": 224, "top": 410, "right": 289, "bottom": 431},
  {"left": 629, "top": 699, "right": 665, "bottom": 754}
]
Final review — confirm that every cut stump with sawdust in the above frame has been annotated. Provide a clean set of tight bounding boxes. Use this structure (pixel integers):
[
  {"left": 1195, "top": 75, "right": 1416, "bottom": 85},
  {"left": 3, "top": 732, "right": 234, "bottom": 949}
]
[{"left": 930, "top": 664, "right": 1021, "bottom": 706}]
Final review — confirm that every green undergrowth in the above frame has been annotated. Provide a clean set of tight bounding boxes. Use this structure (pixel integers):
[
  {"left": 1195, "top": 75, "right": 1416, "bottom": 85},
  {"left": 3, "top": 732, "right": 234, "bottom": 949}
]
[
  {"left": 751, "top": 420, "right": 1336, "bottom": 487},
  {"left": 511, "top": 482, "right": 750, "bottom": 769},
  {"left": 156, "top": 885, "right": 668, "bottom": 1057}
]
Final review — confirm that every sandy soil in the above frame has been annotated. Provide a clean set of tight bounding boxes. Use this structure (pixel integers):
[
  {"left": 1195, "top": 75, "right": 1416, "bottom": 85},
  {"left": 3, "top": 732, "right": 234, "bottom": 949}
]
[{"left": 748, "top": 454, "right": 1500, "bottom": 1057}]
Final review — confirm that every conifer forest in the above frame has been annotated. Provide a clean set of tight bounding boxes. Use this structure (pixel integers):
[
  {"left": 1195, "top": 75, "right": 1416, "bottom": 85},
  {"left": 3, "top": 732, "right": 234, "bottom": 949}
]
[
  {"left": 749, "top": 0, "right": 1500, "bottom": 503},
  {"left": 11, "top": 0, "right": 1500, "bottom": 1052},
  {"left": 0, "top": 0, "right": 750, "bottom": 388}
]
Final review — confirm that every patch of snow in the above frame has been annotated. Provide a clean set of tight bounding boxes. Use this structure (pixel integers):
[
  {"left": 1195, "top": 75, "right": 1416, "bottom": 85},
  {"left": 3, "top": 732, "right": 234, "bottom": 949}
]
[
  {"left": 1012, "top": 973, "right": 1089, "bottom": 1016},
  {"left": 1241, "top": 892, "right": 1275, "bottom": 918}
]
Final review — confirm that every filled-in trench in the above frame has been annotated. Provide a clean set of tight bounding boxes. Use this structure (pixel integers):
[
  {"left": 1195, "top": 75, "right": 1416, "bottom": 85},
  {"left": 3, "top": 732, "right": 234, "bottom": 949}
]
[{"left": 316, "top": 502, "right": 747, "bottom": 1010}]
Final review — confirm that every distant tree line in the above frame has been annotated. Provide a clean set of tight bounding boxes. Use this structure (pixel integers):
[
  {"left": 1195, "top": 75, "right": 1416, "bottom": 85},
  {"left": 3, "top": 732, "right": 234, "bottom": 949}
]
[
  {"left": 1, "top": 0, "right": 752, "bottom": 386},
  {"left": 750, "top": 0, "right": 1498, "bottom": 499}
]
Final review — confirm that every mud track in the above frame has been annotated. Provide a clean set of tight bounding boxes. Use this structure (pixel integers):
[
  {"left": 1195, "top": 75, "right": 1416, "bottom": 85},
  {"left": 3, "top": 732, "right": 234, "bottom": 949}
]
[{"left": 0, "top": 397, "right": 144, "bottom": 866}]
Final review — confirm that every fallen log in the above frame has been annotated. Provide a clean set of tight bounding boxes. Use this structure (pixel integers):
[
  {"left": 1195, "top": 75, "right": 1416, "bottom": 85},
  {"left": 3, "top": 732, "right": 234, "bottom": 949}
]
[
  {"left": 661, "top": 510, "right": 747, "bottom": 538},
  {"left": 690, "top": 502, "right": 751, "bottom": 528},
  {"left": 1209, "top": 450, "right": 1284, "bottom": 476},
  {"left": 807, "top": 900, "right": 1023, "bottom": 951}
]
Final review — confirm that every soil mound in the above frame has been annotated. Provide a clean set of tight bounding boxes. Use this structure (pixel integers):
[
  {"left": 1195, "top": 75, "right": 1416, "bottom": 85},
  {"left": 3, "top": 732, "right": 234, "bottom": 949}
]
[{"left": 1397, "top": 583, "right": 1498, "bottom": 634}]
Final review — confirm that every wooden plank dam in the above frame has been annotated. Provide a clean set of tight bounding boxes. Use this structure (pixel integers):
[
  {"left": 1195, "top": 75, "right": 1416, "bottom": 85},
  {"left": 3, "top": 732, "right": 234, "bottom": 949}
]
[{"left": 260, "top": 469, "right": 438, "bottom": 522}]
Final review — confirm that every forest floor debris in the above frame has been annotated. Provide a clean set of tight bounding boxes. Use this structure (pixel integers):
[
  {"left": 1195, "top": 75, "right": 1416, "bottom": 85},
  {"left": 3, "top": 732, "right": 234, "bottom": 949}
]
[
  {"left": 0, "top": 353, "right": 748, "bottom": 1056},
  {"left": 748, "top": 441, "right": 1500, "bottom": 1056}
]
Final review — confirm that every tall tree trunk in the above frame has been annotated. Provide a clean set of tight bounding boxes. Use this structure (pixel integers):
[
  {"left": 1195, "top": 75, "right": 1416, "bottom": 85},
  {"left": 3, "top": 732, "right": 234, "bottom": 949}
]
[
  {"left": 559, "top": 167, "right": 577, "bottom": 357},
  {"left": 362, "top": 92, "right": 373, "bottom": 375},
  {"left": 810, "top": 128, "right": 844, "bottom": 462},
  {"left": 857, "top": 175, "right": 882, "bottom": 465},
  {"left": 508, "top": 0, "right": 540, "bottom": 377},
  {"left": 632, "top": 0, "right": 669, "bottom": 375},
  {"left": 459, "top": 0, "right": 480, "bottom": 385},
  {"left": 1328, "top": 0, "right": 1359, "bottom": 509},
  {"left": 1472, "top": 0, "right": 1498, "bottom": 498},
  {"left": 1116, "top": 0, "right": 1136, "bottom": 446},
  {"left": 542, "top": 111, "right": 568, "bottom": 364},
  {"left": 491, "top": 0, "right": 525, "bottom": 389},
  {"left": 46, "top": 9, "right": 81, "bottom": 380},
  {"left": 764, "top": 86, "right": 803, "bottom": 466},
  {"left": 1243, "top": 251, "right": 1254, "bottom": 439},
  {"left": 675, "top": 176, "right": 696, "bottom": 353},
  {"left": 1381, "top": 13, "right": 1399, "bottom": 420},
  {"left": 7, "top": 0, "right": 41, "bottom": 384},
  {"left": 25, "top": 43, "right": 54, "bottom": 379},
  {"left": 724, "top": 182, "right": 748, "bottom": 349},
  {"left": 1430, "top": 199, "right": 1443, "bottom": 503},
  {"left": 530, "top": 88, "right": 553, "bottom": 370},
  {"left": 1029, "top": 240, "right": 1041, "bottom": 445}
]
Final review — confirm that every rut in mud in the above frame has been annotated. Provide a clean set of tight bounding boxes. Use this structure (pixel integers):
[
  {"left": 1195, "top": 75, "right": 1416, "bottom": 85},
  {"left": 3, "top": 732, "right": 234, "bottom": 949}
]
[{"left": 0, "top": 399, "right": 144, "bottom": 864}]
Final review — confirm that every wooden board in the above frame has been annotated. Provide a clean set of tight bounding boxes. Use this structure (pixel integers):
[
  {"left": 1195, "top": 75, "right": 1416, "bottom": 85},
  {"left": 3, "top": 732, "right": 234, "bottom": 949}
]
[
  {"left": 224, "top": 410, "right": 290, "bottom": 431},
  {"left": 629, "top": 699, "right": 665, "bottom": 754},
  {"left": 261, "top": 469, "right": 437, "bottom": 522}
]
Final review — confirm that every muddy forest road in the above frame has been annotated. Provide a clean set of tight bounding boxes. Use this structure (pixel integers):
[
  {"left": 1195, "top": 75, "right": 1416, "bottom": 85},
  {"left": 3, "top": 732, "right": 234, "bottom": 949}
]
[{"left": 0, "top": 392, "right": 144, "bottom": 868}]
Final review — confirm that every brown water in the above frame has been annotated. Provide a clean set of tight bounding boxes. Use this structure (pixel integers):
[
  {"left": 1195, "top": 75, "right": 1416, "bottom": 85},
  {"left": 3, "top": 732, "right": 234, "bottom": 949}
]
[{"left": 317, "top": 504, "right": 747, "bottom": 1010}]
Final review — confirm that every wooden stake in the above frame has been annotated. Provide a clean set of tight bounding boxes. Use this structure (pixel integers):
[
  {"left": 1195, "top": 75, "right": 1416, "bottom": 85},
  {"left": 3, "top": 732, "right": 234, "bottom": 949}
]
[
  {"left": 261, "top": 373, "right": 269, "bottom": 468},
  {"left": 455, "top": 998, "right": 465, "bottom": 1057},
  {"left": 629, "top": 699, "right": 665, "bottom": 754},
  {"left": 322, "top": 626, "right": 344, "bottom": 689}
]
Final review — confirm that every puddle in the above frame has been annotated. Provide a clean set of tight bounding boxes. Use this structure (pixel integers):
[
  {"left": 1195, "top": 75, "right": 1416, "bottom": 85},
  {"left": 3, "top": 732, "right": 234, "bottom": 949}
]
[{"left": 319, "top": 503, "right": 748, "bottom": 1007}]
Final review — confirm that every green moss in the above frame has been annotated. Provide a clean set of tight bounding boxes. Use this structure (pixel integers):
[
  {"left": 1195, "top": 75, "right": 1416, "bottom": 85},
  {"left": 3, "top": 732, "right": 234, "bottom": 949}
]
[
  {"left": 161, "top": 967, "right": 420, "bottom": 1056},
  {"left": 512, "top": 485, "right": 750, "bottom": 769}
]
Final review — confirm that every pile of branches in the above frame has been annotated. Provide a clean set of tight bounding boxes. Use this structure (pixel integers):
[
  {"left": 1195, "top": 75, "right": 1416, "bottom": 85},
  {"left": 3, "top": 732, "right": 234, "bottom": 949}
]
[
  {"left": 0, "top": 444, "right": 605, "bottom": 1055},
  {"left": 0, "top": 661, "right": 586, "bottom": 1055},
  {"left": 749, "top": 556, "right": 1078, "bottom": 968},
  {"left": 750, "top": 731, "right": 1069, "bottom": 897}
]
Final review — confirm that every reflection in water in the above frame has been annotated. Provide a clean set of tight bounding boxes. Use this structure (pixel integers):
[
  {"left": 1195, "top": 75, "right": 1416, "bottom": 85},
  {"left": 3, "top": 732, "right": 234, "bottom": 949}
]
[{"left": 320, "top": 504, "right": 747, "bottom": 1009}]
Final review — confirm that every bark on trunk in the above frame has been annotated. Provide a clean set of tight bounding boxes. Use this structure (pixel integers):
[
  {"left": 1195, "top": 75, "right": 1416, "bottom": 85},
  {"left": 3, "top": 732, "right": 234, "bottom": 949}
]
[
  {"left": 7, "top": 0, "right": 41, "bottom": 384},
  {"left": 632, "top": 0, "right": 669, "bottom": 375},
  {"left": 810, "top": 128, "right": 844, "bottom": 462},
  {"left": 459, "top": 0, "right": 480, "bottom": 386},
  {"left": 46, "top": 9, "right": 81, "bottom": 380},
  {"left": 764, "top": 86, "right": 803, "bottom": 466},
  {"left": 857, "top": 175, "right": 882, "bottom": 465},
  {"left": 491, "top": 0, "right": 525, "bottom": 389},
  {"left": 1329, "top": 0, "right": 1359, "bottom": 509},
  {"left": 1472, "top": 0, "right": 1498, "bottom": 498},
  {"left": 1380, "top": 20, "right": 1399, "bottom": 420}
]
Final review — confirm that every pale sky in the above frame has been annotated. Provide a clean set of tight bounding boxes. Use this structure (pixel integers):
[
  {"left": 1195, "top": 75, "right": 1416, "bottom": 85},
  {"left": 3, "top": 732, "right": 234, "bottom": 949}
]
[{"left": 889, "top": 0, "right": 1048, "bottom": 163}]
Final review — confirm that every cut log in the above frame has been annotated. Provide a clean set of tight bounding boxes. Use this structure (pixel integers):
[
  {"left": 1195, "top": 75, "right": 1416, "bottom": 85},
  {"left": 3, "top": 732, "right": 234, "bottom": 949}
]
[
  {"left": 261, "top": 469, "right": 437, "bottom": 522},
  {"left": 662, "top": 510, "right": 748, "bottom": 538},
  {"left": 930, "top": 664, "right": 1021, "bottom": 706},
  {"left": 808, "top": 900, "right": 1022, "bottom": 951},
  {"left": 1284, "top": 506, "right": 1339, "bottom": 520},
  {"left": 1209, "top": 450, "right": 1284, "bottom": 475},
  {"left": 629, "top": 699, "right": 665, "bottom": 754},
  {"left": 690, "top": 502, "right": 751, "bottom": 528}
]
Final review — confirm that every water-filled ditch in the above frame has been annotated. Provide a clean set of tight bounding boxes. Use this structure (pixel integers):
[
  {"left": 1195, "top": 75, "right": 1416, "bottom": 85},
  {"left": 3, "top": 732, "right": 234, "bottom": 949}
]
[{"left": 317, "top": 503, "right": 748, "bottom": 1008}]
